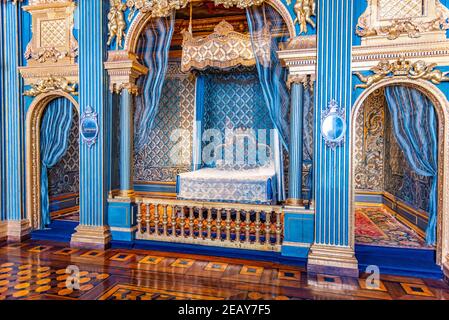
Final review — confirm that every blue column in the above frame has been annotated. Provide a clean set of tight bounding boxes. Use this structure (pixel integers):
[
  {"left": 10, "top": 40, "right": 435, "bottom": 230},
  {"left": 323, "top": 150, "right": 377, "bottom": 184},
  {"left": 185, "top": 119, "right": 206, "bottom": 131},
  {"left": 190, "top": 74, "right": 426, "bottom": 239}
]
[
  {"left": 108, "top": 89, "right": 137, "bottom": 242},
  {"left": 287, "top": 81, "right": 304, "bottom": 204},
  {"left": 307, "top": 0, "right": 358, "bottom": 276},
  {"left": 2, "top": 1, "right": 29, "bottom": 240},
  {"left": 0, "top": 3, "right": 6, "bottom": 240},
  {"left": 282, "top": 78, "right": 314, "bottom": 259},
  {"left": 119, "top": 90, "right": 134, "bottom": 196},
  {"left": 71, "top": 0, "right": 111, "bottom": 248}
]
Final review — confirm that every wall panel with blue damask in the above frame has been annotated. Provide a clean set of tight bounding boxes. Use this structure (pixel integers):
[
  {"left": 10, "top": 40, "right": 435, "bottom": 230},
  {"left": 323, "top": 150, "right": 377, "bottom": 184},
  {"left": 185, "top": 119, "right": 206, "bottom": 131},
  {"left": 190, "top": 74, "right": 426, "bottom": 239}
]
[
  {"left": 202, "top": 67, "right": 273, "bottom": 167},
  {"left": 134, "top": 62, "right": 195, "bottom": 183}
]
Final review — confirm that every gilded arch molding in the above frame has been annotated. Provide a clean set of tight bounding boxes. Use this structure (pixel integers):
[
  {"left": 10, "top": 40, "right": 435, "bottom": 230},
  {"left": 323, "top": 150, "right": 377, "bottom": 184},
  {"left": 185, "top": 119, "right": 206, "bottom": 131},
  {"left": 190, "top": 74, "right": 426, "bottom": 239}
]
[
  {"left": 26, "top": 91, "right": 79, "bottom": 230},
  {"left": 350, "top": 78, "right": 449, "bottom": 267},
  {"left": 123, "top": 0, "right": 296, "bottom": 53}
]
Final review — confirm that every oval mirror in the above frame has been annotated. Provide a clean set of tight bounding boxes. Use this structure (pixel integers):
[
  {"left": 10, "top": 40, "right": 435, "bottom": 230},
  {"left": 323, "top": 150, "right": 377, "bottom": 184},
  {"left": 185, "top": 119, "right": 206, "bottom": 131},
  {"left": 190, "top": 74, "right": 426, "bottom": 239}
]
[{"left": 321, "top": 114, "right": 346, "bottom": 142}]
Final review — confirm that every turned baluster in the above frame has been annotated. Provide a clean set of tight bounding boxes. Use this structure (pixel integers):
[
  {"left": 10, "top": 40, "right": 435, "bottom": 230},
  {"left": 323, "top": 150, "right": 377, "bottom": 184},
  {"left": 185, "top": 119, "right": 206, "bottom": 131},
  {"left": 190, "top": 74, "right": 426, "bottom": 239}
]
[
  {"left": 171, "top": 205, "right": 177, "bottom": 237},
  {"left": 180, "top": 207, "right": 186, "bottom": 237},
  {"left": 265, "top": 211, "right": 271, "bottom": 245},
  {"left": 245, "top": 211, "right": 251, "bottom": 243},
  {"left": 255, "top": 211, "right": 261, "bottom": 244},
  {"left": 225, "top": 209, "right": 231, "bottom": 241},
  {"left": 162, "top": 205, "right": 168, "bottom": 236},
  {"left": 216, "top": 209, "right": 222, "bottom": 241},
  {"left": 137, "top": 203, "right": 142, "bottom": 234},
  {"left": 235, "top": 210, "right": 241, "bottom": 243},
  {"left": 276, "top": 211, "right": 282, "bottom": 245},
  {"left": 189, "top": 207, "right": 195, "bottom": 238},
  {"left": 198, "top": 208, "right": 204, "bottom": 239},
  {"left": 145, "top": 203, "right": 151, "bottom": 235},
  {"left": 206, "top": 208, "right": 212, "bottom": 240},
  {"left": 154, "top": 204, "right": 160, "bottom": 236}
]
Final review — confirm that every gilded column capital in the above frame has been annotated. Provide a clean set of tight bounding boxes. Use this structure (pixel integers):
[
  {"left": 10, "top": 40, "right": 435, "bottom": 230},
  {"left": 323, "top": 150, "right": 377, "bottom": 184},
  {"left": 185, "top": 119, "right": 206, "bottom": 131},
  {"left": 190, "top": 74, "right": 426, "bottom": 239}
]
[
  {"left": 104, "top": 50, "right": 148, "bottom": 95},
  {"left": 278, "top": 35, "right": 317, "bottom": 83}
]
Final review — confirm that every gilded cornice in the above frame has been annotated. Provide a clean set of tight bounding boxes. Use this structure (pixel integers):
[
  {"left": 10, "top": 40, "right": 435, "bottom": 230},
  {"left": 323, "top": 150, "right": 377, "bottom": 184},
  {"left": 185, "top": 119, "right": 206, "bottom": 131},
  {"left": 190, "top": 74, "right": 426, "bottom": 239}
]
[
  {"left": 104, "top": 51, "right": 148, "bottom": 94},
  {"left": 278, "top": 35, "right": 317, "bottom": 78},
  {"left": 352, "top": 40, "right": 449, "bottom": 71}
]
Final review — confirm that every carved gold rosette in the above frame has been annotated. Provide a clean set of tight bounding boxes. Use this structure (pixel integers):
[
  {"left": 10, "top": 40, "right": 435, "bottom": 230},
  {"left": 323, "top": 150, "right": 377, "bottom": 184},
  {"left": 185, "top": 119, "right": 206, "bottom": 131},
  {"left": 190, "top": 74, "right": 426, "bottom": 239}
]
[{"left": 181, "top": 20, "right": 271, "bottom": 72}]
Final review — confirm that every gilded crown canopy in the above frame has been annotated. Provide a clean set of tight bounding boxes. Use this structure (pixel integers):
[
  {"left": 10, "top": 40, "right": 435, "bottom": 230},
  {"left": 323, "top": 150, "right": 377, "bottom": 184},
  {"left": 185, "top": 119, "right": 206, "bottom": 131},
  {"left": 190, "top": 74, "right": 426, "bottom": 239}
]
[{"left": 181, "top": 20, "right": 271, "bottom": 72}]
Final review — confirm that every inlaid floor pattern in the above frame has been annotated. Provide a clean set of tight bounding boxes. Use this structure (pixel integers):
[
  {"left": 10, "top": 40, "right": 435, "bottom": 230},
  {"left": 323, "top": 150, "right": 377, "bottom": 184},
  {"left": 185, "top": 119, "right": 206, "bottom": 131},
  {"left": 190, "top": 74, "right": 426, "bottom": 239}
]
[{"left": 0, "top": 240, "right": 448, "bottom": 300}]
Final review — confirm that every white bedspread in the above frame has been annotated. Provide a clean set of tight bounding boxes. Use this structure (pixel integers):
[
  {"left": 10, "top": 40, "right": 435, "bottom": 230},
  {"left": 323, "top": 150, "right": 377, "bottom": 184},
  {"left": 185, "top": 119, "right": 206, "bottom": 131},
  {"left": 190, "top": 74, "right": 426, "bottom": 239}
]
[{"left": 176, "top": 166, "right": 276, "bottom": 204}]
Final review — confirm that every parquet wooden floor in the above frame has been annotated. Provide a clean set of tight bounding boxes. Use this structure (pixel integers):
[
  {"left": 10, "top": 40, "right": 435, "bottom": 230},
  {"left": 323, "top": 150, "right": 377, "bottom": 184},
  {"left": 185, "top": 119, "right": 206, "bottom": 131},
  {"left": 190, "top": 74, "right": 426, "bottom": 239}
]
[{"left": 0, "top": 240, "right": 448, "bottom": 300}]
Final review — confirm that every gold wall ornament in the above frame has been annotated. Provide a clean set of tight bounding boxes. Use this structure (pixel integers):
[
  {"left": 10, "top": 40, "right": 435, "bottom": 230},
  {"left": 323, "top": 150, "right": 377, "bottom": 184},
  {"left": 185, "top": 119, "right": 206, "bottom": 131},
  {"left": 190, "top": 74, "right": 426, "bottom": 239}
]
[
  {"left": 354, "top": 58, "right": 449, "bottom": 89},
  {"left": 287, "top": 0, "right": 316, "bottom": 35},
  {"left": 24, "top": 76, "right": 78, "bottom": 97},
  {"left": 108, "top": 0, "right": 128, "bottom": 49},
  {"left": 23, "top": 0, "right": 78, "bottom": 66},
  {"left": 181, "top": 20, "right": 271, "bottom": 72},
  {"left": 213, "top": 0, "right": 265, "bottom": 9},
  {"left": 356, "top": 0, "right": 449, "bottom": 45}
]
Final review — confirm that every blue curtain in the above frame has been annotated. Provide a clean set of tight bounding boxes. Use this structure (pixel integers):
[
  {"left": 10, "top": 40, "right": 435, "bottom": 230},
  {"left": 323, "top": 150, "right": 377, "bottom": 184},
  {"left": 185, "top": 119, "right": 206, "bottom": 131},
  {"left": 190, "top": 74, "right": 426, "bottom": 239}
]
[
  {"left": 134, "top": 12, "right": 175, "bottom": 151},
  {"left": 192, "top": 75, "right": 205, "bottom": 171},
  {"left": 246, "top": 5, "right": 290, "bottom": 201},
  {"left": 40, "top": 98, "right": 74, "bottom": 227},
  {"left": 303, "top": 85, "right": 314, "bottom": 202},
  {"left": 384, "top": 86, "right": 438, "bottom": 245}
]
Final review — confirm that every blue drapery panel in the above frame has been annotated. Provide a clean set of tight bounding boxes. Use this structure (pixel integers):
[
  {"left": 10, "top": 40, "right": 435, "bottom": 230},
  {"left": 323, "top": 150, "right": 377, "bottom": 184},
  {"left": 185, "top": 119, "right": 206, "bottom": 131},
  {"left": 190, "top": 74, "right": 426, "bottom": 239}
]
[
  {"left": 303, "top": 85, "right": 314, "bottom": 201},
  {"left": 246, "top": 5, "right": 290, "bottom": 201},
  {"left": 40, "top": 98, "right": 74, "bottom": 227},
  {"left": 134, "top": 12, "right": 175, "bottom": 151},
  {"left": 246, "top": 5, "right": 290, "bottom": 150},
  {"left": 193, "top": 75, "right": 205, "bottom": 171},
  {"left": 384, "top": 86, "right": 438, "bottom": 245}
]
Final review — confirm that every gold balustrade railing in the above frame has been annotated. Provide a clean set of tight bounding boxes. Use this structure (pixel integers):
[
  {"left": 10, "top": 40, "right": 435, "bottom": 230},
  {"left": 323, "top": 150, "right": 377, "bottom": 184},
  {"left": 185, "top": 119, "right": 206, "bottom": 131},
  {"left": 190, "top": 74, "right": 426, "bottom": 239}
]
[{"left": 135, "top": 197, "right": 283, "bottom": 252}]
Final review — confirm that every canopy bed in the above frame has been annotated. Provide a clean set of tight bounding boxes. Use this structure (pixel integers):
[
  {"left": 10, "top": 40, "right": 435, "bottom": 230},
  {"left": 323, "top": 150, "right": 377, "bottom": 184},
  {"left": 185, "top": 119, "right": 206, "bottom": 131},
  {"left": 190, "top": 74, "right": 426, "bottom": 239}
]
[{"left": 134, "top": 3, "right": 290, "bottom": 205}]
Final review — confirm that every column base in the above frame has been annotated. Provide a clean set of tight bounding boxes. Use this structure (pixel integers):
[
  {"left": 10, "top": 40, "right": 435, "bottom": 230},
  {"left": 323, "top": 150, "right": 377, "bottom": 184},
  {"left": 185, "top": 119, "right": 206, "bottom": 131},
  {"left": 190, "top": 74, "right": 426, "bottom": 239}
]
[
  {"left": 444, "top": 258, "right": 449, "bottom": 284},
  {"left": 70, "top": 225, "right": 111, "bottom": 250},
  {"left": 285, "top": 198, "right": 304, "bottom": 206},
  {"left": 0, "top": 221, "right": 7, "bottom": 243},
  {"left": 7, "top": 220, "right": 31, "bottom": 242},
  {"left": 307, "top": 244, "right": 359, "bottom": 277}
]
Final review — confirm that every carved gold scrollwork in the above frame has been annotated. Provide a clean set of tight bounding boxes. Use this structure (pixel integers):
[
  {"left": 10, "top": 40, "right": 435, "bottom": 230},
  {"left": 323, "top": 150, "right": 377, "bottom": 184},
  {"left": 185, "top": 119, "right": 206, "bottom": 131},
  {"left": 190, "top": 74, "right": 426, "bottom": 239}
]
[
  {"left": 24, "top": 76, "right": 78, "bottom": 97},
  {"left": 354, "top": 58, "right": 449, "bottom": 89},
  {"left": 356, "top": 0, "right": 449, "bottom": 42}
]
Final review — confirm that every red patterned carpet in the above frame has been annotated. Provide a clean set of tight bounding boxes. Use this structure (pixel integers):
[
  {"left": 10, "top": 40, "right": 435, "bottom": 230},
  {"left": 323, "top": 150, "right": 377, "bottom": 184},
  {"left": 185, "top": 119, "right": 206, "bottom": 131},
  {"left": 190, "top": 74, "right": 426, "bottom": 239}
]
[{"left": 355, "top": 207, "right": 430, "bottom": 249}]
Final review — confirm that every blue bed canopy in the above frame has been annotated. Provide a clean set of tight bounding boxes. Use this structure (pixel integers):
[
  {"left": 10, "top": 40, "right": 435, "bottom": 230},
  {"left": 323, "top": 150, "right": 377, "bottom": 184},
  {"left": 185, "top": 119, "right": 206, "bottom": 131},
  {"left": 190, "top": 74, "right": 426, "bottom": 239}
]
[{"left": 133, "top": 3, "right": 291, "bottom": 204}]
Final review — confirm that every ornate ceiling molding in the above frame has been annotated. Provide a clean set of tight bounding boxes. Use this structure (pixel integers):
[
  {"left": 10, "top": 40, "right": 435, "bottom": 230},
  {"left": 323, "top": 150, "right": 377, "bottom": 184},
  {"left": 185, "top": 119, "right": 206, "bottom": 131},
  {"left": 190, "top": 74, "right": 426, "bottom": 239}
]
[
  {"left": 356, "top": 0, "right": 449, "bottom": 46},
  {"left": 353, "top": 57, "right": 449, "bottom": 90}
]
